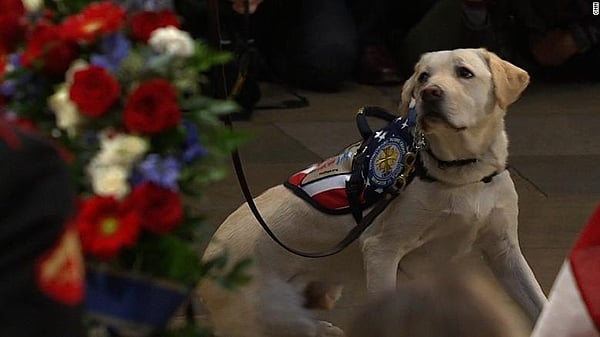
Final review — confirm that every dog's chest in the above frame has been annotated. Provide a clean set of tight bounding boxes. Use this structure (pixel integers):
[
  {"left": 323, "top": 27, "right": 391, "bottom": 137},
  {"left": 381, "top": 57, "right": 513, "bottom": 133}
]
[
  {"left": 403, "top": 177, "right": 510, "bottom": 241},
  {"left": 437, "top": 186, "right": 496, "bottom": 222},
  {"left": 389, "top": 180, "right": 511, "bottom": 276}
]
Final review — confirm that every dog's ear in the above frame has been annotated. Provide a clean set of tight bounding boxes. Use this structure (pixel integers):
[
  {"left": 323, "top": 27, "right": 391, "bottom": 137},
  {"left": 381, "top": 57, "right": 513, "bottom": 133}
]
[
  {"left": 398, "top": 69, "right": 418, "bottom": 116},
  {"left": 483, "top": 49, "right": 530, "bottom": 109}
]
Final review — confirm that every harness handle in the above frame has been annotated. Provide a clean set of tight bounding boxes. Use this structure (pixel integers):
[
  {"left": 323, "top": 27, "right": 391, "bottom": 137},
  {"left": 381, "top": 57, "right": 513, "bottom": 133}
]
[{"left": 356, "top": 106, "right": 399, "bottom": 140}]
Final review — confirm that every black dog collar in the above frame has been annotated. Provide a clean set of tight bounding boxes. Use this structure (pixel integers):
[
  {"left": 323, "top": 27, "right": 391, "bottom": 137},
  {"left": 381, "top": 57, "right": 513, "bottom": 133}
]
[
  {"left": 425, "top": 148, "right": 478, "bottom": 169},
  {"left": 417, "top": 151, "right": 503, "bottom": 184}
]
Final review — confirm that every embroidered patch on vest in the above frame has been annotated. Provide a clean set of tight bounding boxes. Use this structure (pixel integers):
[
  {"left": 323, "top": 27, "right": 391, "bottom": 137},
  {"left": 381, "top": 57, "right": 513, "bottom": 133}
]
[
  {"left": 367, "top": 133, "right": 409, "bottom": 193},
  {"left": 285, "top": 108, "right": 416, "bottom": 215}
]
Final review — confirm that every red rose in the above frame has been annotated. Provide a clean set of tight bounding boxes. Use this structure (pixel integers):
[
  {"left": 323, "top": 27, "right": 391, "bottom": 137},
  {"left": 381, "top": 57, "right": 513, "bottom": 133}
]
[
  {"left": 60, "top": 2, "right": 125, "bottom": 43},
  {"left": 123, "top": 79, "right": 181, "bottom": 134},
  {"left": 0, "top": 0, "right": 24, "bottom": 17},
  {"left": 76, "top": 196, "right": 141, "bottom": 259},
  {"left": 0, "top": 0, "right": 25, "bottom": 54},
  {"left": 69, "top": 65, "right": 121, "bottom": 117},
  {"left": 21, "top": 22, "right": 78, "bottom": 76},
  {"left": 129, "top": 10, "right": 180, "bottom": 42},
  {"left": 128, "top": 182, "right": 183, "bottom": 234}
]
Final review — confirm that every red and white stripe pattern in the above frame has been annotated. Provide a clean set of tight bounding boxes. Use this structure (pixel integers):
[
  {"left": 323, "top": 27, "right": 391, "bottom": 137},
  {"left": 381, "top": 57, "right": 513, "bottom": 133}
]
[
  {"left": 532, "top": 204, "right": 600, "bottom": 337},
  {"left": 287, "top": 165, "right": 352, "bottom": 211}
]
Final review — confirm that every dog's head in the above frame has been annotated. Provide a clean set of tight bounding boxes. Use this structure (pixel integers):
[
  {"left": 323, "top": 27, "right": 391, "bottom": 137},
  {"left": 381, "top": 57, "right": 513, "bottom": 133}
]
[{"left": 399, "top": 48, "right": 529, "bottom": 133}]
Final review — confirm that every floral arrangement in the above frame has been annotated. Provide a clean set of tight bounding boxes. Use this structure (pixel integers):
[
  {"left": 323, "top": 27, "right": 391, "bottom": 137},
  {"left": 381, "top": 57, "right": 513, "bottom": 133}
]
[{"left": 0, "top": 0, "right": 251, "bottom": 310}]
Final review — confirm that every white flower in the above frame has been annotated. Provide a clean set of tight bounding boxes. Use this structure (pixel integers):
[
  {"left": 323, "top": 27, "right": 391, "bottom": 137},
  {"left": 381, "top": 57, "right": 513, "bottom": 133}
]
[
  {"left": 86, "top": 132, "right": 148, "bottom": 198},
  {"left": 148, "top": 26, "right": 195, "bottom": 57},
  {"left": 47, "top": 84, "right": 84, "bottom": 137},
  {"left": 4, "top": 61, "right": 14, "bottom": 73},
  {"left": 88, "top": 165, "right": 130, "bottom": 199},
  {"left": 94, "top": 132, "right": 149, "bottom": 168},
  {"left": 22, "top": 0, "right": 43, "bottom": 12}
]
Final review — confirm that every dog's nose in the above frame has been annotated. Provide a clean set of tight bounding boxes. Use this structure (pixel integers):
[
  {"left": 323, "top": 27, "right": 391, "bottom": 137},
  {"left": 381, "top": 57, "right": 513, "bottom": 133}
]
[{"left": 421, "top": 85, "right": 443, "bottom": 101}]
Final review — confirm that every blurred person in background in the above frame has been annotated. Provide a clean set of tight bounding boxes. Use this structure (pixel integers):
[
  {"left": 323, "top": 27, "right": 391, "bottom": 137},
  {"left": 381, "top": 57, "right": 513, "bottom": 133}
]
[
  {"left": 0, "top": 120, "right": 84, "bottom": 337},
  {"left": 397, "top": 0, "right": 599, "bottom": 81},
  {"left": 175, "top": 0, "right": 432, "bottom": 91}
]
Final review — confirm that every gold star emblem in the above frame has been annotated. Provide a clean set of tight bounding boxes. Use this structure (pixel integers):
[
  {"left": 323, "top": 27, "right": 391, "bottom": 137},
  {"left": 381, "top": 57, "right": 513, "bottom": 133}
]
[{"left": 376, "top": 145, "right": 400, "bottom": 175}]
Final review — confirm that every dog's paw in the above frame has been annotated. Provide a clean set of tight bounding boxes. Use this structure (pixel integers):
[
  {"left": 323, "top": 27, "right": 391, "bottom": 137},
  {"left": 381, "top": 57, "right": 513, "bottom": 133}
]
[
  {"left": 317, "top": 321, "right": 345, "bottom": 337},
  {"left": 304, "top": 282, "right": 344, "bottom": 310}
]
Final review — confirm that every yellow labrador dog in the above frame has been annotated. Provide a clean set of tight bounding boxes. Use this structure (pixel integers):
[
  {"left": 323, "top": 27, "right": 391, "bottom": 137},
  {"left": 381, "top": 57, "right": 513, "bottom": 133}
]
[{"left": 198, "top": 48, "right": 547, "bottom": 337}]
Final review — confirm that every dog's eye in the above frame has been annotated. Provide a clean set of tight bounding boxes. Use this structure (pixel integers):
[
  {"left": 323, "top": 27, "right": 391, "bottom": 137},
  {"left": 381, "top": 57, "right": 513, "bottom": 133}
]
[
  {"left": 418, "top": 72, "right": 430, "bottom": 83},
  {"left": 457, "top": 66, "right": 474, "bottom": 79}
]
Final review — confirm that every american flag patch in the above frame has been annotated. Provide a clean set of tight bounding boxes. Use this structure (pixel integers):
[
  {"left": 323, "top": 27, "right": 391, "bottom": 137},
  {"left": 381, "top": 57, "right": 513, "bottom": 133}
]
[{"left": 285, "top": 143, "right": 361, "bottom": 214}]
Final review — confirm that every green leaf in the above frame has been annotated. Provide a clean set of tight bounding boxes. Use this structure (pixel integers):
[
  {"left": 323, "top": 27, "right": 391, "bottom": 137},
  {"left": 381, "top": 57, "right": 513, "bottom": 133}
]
[
  {"left": 148, "top": 53, "right": 175, "bottom": 69},
  {"left": 204, "top": 254, "right": 253, "bottom": 291},
  {"left": 189, "top": 42, "right": 233, "bottom": 73},
  {"left": 202, "top": 253, "right": 229, "bottom": 272},
  {"left": 182, "top": 96, "right": 240, "bottom": 115},
  {"left": 212, "top": 128, "right": 254, "bottom": 153},
  {"left": 208, "top": 100, "right": 240, "bottom": 115}
]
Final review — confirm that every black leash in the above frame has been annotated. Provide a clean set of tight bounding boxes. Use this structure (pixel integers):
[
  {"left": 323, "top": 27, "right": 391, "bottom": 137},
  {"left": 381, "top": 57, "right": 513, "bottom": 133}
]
[
  {"left": 209, "top": 0, "right": 404, "bottom": 258},
  {"left": 222, "top": 106, "right": 421, "bottom": 258},
  {"left": 228, "top": 142, "right": 403, "bottom": 258}
]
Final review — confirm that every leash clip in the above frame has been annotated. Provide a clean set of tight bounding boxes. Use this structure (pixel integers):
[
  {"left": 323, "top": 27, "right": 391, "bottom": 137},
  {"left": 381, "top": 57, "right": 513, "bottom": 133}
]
[{"left": 394, "top": 151, "right": 417, "bottom": 190}]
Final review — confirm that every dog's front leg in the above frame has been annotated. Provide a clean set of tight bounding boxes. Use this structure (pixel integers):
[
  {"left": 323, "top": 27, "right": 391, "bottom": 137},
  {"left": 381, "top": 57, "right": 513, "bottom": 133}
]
[
  {"left": 360, "top": 233, "right": 423, "bottom": 298},
  {"left": 478, "top": 207, "right": 547, "bottom": 322},
  {"left": 361, "top": 239, "right": 400, "bottom": 296}
]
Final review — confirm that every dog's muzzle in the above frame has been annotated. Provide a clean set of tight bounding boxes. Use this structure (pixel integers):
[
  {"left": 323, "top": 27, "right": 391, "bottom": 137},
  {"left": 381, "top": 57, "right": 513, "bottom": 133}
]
[
  {"left": 418, "top": 86, "right": 465, "bottom": 131},
  {"left": 419, "top": 85, "right": 446, "bottom": 123}
]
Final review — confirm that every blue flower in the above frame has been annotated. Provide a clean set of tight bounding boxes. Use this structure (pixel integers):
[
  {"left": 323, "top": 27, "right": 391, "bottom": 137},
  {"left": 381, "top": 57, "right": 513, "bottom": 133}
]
[
  {"left": 91, "top": 33, "right": 131, "bottom": 72},
  {"left": 136, "top": 154, "right": 181, "bottom": 190},
  {"left": 8, "top": 53, "right": 21, "bottom": 68},
  {"left": 1, "top": 53, "right": 26, "bottom": 98},
  {"left": 182, "top": 120, "right": 207, "bottom": 163},
  {"left": 0, "top": 80, "right": 16, "bottom": 97},
  {"left": 6, "top": 71, "right": 43, "bottom": 102}
]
